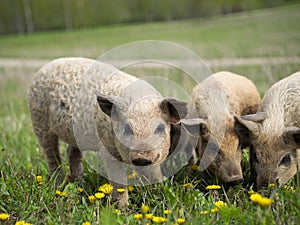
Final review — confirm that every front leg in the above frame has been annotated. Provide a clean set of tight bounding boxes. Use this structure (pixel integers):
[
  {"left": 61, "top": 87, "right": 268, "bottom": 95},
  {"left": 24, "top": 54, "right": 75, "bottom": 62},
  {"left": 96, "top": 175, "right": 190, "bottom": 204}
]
[
  {"left": 67, "top": 145, "right": 83, "bottom": 181},
  {"left": 101, "top": 148, "right": 129, "bottom": 207}
]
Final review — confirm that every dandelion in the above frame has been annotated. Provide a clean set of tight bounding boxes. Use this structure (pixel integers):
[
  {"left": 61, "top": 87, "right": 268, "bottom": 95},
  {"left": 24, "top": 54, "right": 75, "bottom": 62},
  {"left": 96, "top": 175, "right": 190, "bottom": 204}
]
[
  {"left": 82, "top": 222, "right": 91, "bottom": 225},
  {"left": 211, "top": 207, "right": 218, "bottom": 213},
  {"left": 283, "top": 185, "right": 294, "bottom": 192},
  {"left": 99, "top": 183, "right": 113, "bottom": 194},
  {"left": 55, "top": 190, "right": 67, "bottom": 197},
  {"left": 206, "top": 185, "right": 221, "bottom": 190},
  {"left": 0, "top": 213, "right": 9, "bottom": 220},
  {"left": 15, "top": 221, "right": 32, "bottom": 225},
  {"left": 164, "top": 209, "right": 171, "bottom": 215},
  {"left": 269, "top": 183, "right": 275, "bottom": 188},
  {"left": 141, "top": 205, "right": 149, "bottom": 213},
  {"left": 78, "top": 187, "right": 84, "bottom": 193},
  {"left": 128, "top": 170, "right": 137, "bottom": 179},
  {"left": 214, "top": 200, "right": 227, "bottom": 209},
  {"left": 114, "top": 209, "right": 121, "bottom": 215},
  {"left": 200, "top": 210, "right": 209, "bottom": 215},
  {"left": 88, "top": 195, "right": 96, "bottom": 204},
  {"left": 248, "top": 189, "right": 255, "bottom": 195},
  {"left": 250, "top": 193, "right": 272, "bottom": 207},
  {"left": 182, "top": 183, "right": 193, "bottom": 188},
  {"left": 95, "top": 192, "right": 105, "bottom": 199},
  {"left": 117, "top": 188, "right": 126, "bottom": 193},
  {"left": 177, "top": 218, "right": 185, "bottom": 224},
  {"left": 133, "top": 214, "right": 143, "bottom": 219},
  {"left": 145, "top": 214, "right": 153, "bottom": 219},
  {"left": 128, "top": 186, "right": 134, "bottom": 192},
  {"left": 152, "top": 216, "right": 167, "bottom": 223},
  {"left": 194, "top": 180, "right": 201, "bottom": 185},
  {"left": 191, "top": 164, "right": 199, "bottom": 171},
  {"left": 35, "top": 175, "right": 42, "bottom": 182}
]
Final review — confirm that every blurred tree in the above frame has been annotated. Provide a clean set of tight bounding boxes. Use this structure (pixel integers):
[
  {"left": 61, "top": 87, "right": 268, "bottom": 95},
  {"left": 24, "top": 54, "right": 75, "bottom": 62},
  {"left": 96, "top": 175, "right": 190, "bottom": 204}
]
[
  {"left": 0, "top": 0, "right": 298, "bottom": 34},
  {"left": 23, "top": 0, "right": 34, "bottom": 33}
]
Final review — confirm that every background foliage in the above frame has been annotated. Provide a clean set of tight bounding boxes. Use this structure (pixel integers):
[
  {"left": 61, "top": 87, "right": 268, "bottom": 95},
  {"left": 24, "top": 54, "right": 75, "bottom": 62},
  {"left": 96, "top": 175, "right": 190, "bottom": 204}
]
[{"left": 1, "top": 0, "right": 299, "bottom": 34}]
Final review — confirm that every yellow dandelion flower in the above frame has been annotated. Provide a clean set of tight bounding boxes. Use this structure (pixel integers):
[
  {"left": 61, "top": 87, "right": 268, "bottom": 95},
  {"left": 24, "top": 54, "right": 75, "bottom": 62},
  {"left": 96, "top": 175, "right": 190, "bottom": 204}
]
[
  {"left": 214, "top": 200, "right": 227, "bottom": 209},
  {"left": 200, "top": 210, "right": 209, "bottom": 215},
  {"left": 38, "top": 181, "right": 44, "bottom": 185},
  {"left": 133, "top": 214, "right": 143, "bottom": 219},
  {"left": 128, "top": 170, "right": 137, "bottom": 179},
  {"left": 164, "top": 209, "right": 171, "bottom": 215},
  {"left": 206, "top": 185, "right": 221, "bottom": 190},
  {"left": 99, "top": 183, "right": 113, "bottom": 194},
  {"left": 95, "top": 192, "right": 105, "bottom": 199},
  {"left": 248, "top": 190, "right": 255, "bottom": 195},
  {"left": 145, "top": 214, "right": 153, "bottom": 219},
  {"left": 0, "top": 213, "right": 9, "bottom": 220},
  {"left": 35, "top": 175, "right": 43, "bottom": 182},
  {"left": 16, "top": 221, "right": 25, "bottom": 225},
  {"left": 128, "top": 186, "right": 134, "bottom": 192},
  {"left": 177, "top": 218, "right": 186, "bottom": 224},
  {"left": 152, "top": 216, "right": 167, "bottom": 223},
  {"left": 250, "top": 193, "right": 272, "bottom": 207},
  {"left": 194, "top": 180, "right": 201, "bottom": 184},
  {"left": 88, "top": 195, "right": 96, "bottom": 204},
  {"left": 211, "top": 207, "right": 218, "bottom": 213},
  {"left": 55, "top": 190, "right": 67, "bottom": 197},
  {"left": 141, "top": 205, "right": 149, "bottom": 213},
  {"left": 258, "top": 197, "right": 272, "bottom": 207},
  {"left": 191, "top": 164, "right": 199, "bottom": 171},
  {"left": 283, "top": 185, "right": 294, "bottom": 192},
  {"left": 182, "top": 183, "right": 193, "bottom": 188},
  {"left": 114, "top": 209, "right": 121, "bottom": 215},
  {"left": 269, "top": 183, "right": 275, "bottom": 188},
  {"left": 117, "top": 188, "right": 126, "bottom": 193},
  {"left": 78, "top": 187, "right": 84, "bottom": 193},
  {"left": 82, "top": 222, "right": 91, "bottom": 225}
]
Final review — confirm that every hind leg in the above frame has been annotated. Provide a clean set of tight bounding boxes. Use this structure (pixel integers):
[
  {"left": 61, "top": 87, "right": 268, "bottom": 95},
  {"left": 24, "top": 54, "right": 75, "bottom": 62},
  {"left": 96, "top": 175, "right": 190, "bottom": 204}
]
[{"left": 67, "top": 145, "right": 83, "bottom": 181}]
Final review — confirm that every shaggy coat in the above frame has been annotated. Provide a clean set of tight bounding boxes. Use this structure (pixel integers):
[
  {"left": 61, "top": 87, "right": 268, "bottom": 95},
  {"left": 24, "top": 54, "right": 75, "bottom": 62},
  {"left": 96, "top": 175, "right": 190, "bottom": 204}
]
[
  {"left": 235, "top": 71, "right": 300, "bottom": 189},
  {"left": 188, "top": 71, "right": 260, "bottom": 184},
  {"left": 28, "top": 57, "right": 187, "bottom": 206}
]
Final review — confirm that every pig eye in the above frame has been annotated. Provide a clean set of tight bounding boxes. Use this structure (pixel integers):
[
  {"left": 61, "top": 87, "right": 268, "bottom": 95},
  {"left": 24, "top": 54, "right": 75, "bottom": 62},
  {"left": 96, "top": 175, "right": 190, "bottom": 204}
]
[
  {"left": 279, "top": 154, "right": 291, "bottom": 167},
  {"left": 124, "top": 123, "right": 134, "bottom": 136},
  {"left": 154, "top": 123, "right": 166, "bottom": 135}
]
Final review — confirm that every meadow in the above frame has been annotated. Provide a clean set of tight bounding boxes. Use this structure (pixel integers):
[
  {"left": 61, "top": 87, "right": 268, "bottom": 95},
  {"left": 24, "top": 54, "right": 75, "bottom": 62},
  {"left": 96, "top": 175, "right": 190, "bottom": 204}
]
[{"left": 1, "top": 4, "right": 300, "bottom": 225}]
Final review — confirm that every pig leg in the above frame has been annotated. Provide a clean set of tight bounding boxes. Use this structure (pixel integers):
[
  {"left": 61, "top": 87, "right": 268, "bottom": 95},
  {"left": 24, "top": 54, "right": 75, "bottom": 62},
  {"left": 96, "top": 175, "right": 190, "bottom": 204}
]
[
  {"left": 67, "top": 145, "right": 83, "bottom": 181},
  {"left": 101, "top": 148, "right": 129, "bottom": 207},
  {"left": 38, "top": 132, "right": 63, "bottom": 181}
]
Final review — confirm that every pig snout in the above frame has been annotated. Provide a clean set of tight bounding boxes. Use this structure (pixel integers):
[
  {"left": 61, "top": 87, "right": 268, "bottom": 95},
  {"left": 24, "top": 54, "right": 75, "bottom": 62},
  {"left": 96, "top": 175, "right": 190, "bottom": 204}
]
[
  {"left": 132, "top": 158, "right": 153, "bottom": 166},
  {"left": 131, "top": 151, "right": 157, "bottom": 166},
  {"left": 221, "top": 163, "right": 243, "bottom": 185}
]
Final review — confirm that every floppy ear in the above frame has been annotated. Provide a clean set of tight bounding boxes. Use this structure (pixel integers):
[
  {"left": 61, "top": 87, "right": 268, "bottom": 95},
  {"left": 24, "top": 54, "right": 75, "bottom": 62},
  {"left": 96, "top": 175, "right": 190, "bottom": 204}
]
[
  {"left": 96, "top": 94, "right": 125, "bottom": 121},
  {"left": 160, "top": 98, "right": 188, "bottom": 123},
  {"left": 178, "top": 118, "right": 210, "bottom": 140},
  {"left": 234, "top": 112, "right": 266, "bottom": 143},
  {"left": 282, "top": 127, "right": 300, "bottom": 148}
]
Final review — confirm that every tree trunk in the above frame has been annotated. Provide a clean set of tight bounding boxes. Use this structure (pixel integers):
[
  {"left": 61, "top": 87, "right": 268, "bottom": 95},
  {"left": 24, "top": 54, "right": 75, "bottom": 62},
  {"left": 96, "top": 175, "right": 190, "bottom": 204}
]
[
  {"left": 23, "top": 0, "right": 34, "bottom": 33},
  {"left": 63, "top": 0, "right": 73, "bottom": 31}
]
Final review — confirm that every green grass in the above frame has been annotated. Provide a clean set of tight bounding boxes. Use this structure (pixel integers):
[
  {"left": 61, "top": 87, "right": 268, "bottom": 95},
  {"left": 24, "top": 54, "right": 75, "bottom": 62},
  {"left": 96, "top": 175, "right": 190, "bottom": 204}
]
[
  {"left": 1, "top": 4, "right": 300, "bottom": 225},
  {"left": 0, "top": 4, "right": 300, "bottom": 59}
]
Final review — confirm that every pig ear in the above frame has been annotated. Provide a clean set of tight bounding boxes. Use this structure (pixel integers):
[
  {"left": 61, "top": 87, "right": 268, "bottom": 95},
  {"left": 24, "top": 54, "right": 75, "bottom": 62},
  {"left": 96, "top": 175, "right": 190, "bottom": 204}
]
[
  {"left": 179, "top": 118, "right": 210, "bottom": 139},
  {"left": 160, "top": 98, "right": 188, "bottom": 123},
  {"left": 282, "top": 127, "right": 300, "bottom": 148},
  {"left": 96, "top": 94, "right": 124, "bottom": 121},
  {"left": 234, "top": 112, "right": 266, "bottom": 142}
]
